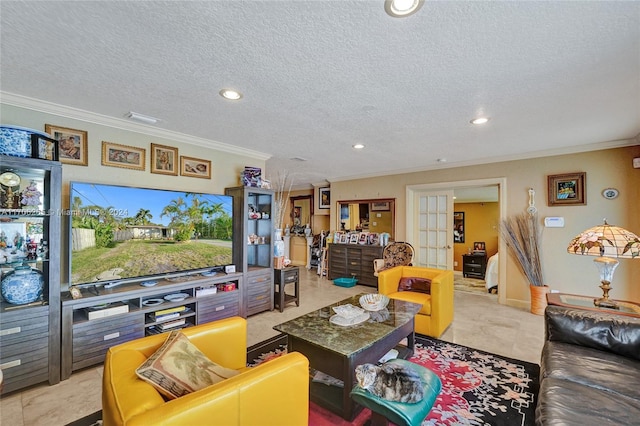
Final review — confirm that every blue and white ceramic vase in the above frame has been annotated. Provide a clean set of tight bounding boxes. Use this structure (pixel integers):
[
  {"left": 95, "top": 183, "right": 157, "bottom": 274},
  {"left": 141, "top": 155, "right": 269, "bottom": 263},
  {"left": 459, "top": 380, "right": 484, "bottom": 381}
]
[
  {"left": 1, "top": 265, "right": 44, "bottom": 305},
  {"left": 273, "top": 229, "right": 285, "bottom": 258}
]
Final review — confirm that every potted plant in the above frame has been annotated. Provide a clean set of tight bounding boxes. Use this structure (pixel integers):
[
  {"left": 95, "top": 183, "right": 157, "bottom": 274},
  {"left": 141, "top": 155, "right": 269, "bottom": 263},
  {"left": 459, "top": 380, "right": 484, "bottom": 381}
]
[{"left": 500, "top": 212, "right": 548, "bottom": 315}]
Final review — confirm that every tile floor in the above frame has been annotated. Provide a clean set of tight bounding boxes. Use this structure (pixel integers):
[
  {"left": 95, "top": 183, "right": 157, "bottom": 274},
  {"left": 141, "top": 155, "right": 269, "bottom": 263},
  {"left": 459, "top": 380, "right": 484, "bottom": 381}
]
[{"left": 0, "top": 268, "right": 545, "bottom": 426}]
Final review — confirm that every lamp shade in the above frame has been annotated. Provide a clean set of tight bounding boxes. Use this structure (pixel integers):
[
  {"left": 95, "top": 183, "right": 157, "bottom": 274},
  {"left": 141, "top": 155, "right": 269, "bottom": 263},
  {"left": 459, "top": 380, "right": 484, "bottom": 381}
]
[{"left": 567, "top": 220, "right": 640, "bottom": 259}]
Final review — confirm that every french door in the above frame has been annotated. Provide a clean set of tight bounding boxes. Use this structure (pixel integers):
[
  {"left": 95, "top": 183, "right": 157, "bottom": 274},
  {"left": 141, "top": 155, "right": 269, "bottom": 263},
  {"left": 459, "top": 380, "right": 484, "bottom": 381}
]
[{"left": 414, "top": 190, "right": 454, "bottom": 270}]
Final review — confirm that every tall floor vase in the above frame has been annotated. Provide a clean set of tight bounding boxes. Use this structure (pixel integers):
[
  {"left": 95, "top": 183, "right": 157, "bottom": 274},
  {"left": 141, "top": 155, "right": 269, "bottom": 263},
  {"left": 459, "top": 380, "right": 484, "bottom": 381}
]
[{"left": 530, "top": 285, "right": 550, "bottom": 316}]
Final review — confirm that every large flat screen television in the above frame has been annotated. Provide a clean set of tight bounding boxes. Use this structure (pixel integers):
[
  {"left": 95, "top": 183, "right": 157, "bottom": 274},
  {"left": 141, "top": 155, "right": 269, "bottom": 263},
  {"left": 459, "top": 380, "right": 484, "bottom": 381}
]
[{"left": 69, "top": 181, "right": 234, "bottom": 287}]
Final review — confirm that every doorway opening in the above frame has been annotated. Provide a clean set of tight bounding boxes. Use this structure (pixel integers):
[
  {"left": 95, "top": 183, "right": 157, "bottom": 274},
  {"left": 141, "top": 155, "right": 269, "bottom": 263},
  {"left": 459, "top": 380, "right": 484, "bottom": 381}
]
[{"left": 406, "top": 178, "right": 507, "bottom": 305}]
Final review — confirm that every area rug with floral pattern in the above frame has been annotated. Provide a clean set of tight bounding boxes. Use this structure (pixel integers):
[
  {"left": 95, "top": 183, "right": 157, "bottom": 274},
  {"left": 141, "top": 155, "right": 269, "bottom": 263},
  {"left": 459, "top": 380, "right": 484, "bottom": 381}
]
[{"left": 250, "top": 334, "right": 539, "bottom": 426}]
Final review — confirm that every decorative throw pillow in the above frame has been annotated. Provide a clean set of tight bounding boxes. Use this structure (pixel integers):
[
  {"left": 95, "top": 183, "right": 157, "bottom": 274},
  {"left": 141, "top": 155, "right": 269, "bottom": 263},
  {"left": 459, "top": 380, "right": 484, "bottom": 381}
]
[
  {"left": 398, "top": 277, "right": 432, "bottom": 294},
  {"left": 136, "top": 330, "right": 239, "bottom": 400}
]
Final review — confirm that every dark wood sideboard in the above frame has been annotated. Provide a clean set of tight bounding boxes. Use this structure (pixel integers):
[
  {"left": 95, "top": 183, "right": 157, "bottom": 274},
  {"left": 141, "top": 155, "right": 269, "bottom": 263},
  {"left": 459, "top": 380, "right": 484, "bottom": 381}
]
[{"left": 328, "top": 244, "right": 383, "bottom": 288}]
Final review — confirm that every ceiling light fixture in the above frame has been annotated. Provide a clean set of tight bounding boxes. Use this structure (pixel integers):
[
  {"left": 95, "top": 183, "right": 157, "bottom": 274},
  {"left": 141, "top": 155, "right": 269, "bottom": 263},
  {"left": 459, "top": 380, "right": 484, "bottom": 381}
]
[
  {"left": 125, "top": 111, "right": 160, "bottom": 125},
  {"left": 219, "top": 89, "right": 243, "bottom": 100},
  {"left": 470, "top": 117, "right": 490, "bottom": 125},
  {"left": 353, "top": 144, "right": 365, "bottom": 149},
  {"left": 384, "top": 0, "right": 424, "bottom": 17}
]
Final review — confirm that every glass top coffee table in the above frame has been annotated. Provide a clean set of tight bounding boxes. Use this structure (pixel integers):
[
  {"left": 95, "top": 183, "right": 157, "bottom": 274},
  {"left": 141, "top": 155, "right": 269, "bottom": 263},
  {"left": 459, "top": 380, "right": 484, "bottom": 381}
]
[{"left": 273, "top": 293, "right": 422, "bottom": 420}]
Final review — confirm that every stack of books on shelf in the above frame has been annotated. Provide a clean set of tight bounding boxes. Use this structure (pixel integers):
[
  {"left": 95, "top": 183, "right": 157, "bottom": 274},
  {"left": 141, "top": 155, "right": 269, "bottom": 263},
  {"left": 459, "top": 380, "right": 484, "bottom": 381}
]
[
  {"left": 157, "top": 318, "right": 186, "bottom": 331},
  {"left": 150, "top": 305, "right": 188, "bottom": 322}
]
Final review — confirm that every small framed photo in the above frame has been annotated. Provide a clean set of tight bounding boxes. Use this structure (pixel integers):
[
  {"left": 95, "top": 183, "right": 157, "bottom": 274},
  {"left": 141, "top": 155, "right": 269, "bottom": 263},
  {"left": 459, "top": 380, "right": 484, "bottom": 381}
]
[
  {"left": 349, "top": 233, "right": 359, "bottom": 244},
  {"left": 371, "top": 201, "right": 390, "bottom": 211},
  {"left": 31, "top": 134, "right": 59, "bottom": 161},
  {"left": 319, "top": 187, "right": 330, "bottom": 209},
  {"left": 102, "top": 141, "right": 146, "bottom": 171},
  {"left": 358, "top": 233, "right": 368, "bottom": 244},
  {"left": 45, "top": 124, "right": 88, "bottom": 166},
  {"left": 548, "top": 172, "right": 586, "bottom": 206},
  {"left": 339, "top": 234, "right": 349, "bottom": 244},
  {"left": 473, "top": 242, "right": 486, "bottom": 253},
  {"left": 150, "top": 143, "right": 178, "bottom": 176},
  {"left": 368, "top": 233, "right": 379, "bottom": 245},
  {"left": 181, "top": 156, "right": 212, "bottom": 179}
]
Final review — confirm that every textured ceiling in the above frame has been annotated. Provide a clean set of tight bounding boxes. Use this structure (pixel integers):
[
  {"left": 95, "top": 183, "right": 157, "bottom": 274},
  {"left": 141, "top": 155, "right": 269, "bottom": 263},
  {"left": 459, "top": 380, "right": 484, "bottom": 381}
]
[{"left": 1, "top": 1, "right": 639, "bottom": 188}]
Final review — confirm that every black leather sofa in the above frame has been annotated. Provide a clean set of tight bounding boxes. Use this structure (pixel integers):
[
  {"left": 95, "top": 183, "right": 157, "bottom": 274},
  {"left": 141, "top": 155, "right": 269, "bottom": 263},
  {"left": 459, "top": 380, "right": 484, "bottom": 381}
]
[{"left": 536, "top": 305, "right": 640, "bottom": 425}]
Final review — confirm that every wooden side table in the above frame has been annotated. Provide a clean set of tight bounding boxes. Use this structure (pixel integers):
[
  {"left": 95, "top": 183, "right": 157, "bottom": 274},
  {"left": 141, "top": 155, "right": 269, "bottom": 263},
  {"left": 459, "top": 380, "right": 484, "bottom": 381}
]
[
  {"left": 547, "top": 292, "right": 640, "bottom": 318},
  {"left": 274, "top": 266, "right": 300, "bottom": 312}
]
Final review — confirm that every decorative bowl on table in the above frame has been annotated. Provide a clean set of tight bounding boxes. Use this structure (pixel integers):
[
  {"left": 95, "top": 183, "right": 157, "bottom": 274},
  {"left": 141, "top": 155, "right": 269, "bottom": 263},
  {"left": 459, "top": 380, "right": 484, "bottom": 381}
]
[
  {"left": 359, "top": 293, "right": 390, "bottom": 311},
  {"left": 331, "top": 303, "right": 365, "bottom": 319}
]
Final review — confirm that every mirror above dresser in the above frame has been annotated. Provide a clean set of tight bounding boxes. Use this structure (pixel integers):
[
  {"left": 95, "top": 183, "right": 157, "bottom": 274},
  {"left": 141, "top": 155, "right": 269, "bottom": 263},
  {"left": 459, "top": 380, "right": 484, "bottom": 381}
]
[{"left": 337, "top": 199, "right": 395, "bottom": 239}]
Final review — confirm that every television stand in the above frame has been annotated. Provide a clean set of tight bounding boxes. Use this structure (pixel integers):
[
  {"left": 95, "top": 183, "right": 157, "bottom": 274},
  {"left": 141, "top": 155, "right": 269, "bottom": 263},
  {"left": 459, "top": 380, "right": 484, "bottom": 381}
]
[{"left": 60, "top": 272, "right": 243, "bottom": 380}]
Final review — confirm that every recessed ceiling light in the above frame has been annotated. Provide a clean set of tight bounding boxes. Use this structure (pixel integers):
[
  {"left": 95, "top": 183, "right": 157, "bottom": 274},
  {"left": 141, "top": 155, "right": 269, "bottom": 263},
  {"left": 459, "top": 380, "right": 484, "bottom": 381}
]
[
  {"left": 470, "top": 117, "right": 490, "bottom": 125},
  {"left": 125, "top": 111, "right": 160, "bottom": 124},
  {"left": 219, "top": 89, "right": 243, "bottom": 100},
  {"left": 353, "top": 144, "right": 365, "bottom": 149},
  {"left": 384, "top": 0, "right": 424, "bottom": 17}
]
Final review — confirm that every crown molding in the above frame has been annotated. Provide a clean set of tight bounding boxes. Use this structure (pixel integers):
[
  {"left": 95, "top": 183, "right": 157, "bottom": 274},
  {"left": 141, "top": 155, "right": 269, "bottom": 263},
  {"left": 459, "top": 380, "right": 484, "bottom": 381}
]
[{"left": 0, "top": 91, "right": 271, "bottom": 161}]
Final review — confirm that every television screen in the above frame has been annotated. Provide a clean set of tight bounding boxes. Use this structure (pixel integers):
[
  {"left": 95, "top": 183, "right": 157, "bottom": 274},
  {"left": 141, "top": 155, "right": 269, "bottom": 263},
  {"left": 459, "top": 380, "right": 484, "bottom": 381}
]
[{"left": 69, "top": 182, "right": 233, "bottom": 286}]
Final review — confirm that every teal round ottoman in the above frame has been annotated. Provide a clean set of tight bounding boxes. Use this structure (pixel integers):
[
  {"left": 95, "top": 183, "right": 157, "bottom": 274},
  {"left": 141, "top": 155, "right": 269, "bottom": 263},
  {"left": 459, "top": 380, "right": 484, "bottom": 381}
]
[{"left": 350, "top": 358, "right": 441, "bottom": 426}]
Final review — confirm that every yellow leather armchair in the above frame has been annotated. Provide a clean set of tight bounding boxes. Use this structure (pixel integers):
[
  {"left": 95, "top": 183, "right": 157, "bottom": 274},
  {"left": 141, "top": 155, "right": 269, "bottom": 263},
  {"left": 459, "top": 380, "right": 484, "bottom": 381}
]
[
  {"left": 378, "top": 266, "right": 454, "bottom": 338},
  {"left": 103, "top": 316, "right": 309, "bottom": 426}
]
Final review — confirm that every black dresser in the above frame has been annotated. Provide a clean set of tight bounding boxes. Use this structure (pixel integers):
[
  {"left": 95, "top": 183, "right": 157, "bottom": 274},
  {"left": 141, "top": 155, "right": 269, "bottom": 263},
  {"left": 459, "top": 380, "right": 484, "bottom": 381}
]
[{"left": 462, "top": 254, "right": 488, "bottom": 279}]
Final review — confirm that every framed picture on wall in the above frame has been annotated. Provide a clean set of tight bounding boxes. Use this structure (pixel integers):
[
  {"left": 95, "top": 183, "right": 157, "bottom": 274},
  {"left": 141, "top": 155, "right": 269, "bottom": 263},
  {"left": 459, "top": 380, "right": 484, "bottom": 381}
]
[
  {"left": 101, "top": 141, "right": 145, "bottom": 171},
  {"left": 547, "top": 172, "right": 586, "bottom": 206},
  {"left": 180, "top": 156, "right": 211, "bottom": 179},
  {"left": 150, "top": 143, "right": 178, "bottom": 176},
  {"left": 319, "top": 187, "right": 330, "bottom": 209},
  {"left": 454, "top": 211, "right": 465, "bottom": 243},
  {"left": 45, "top": 124, "right": 88, "bottom": 166},
  {"left": 371, "top": 201, "right": 390, "bottom": 211}
]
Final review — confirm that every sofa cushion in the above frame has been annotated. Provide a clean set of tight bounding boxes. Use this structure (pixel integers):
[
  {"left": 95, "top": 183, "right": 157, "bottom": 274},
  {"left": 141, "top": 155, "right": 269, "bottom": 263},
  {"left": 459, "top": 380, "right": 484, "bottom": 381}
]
[
  {"left": 541, "top": 340, "right": 640, "bottom": 401},
  {"left": 388, "top": 291, "right": 431, "bottom": 315},
  {"left": 545, "top": 306, "right": 640, "bottom": 361},
  {"left": 536, "top": 377, "right": 640, "bottom": 426},
  {"left": 398, "top": 277, "right": 431, "bottom": 294},
  {"left": 136, "top": 330, "right": 239, "bottom": 400}
]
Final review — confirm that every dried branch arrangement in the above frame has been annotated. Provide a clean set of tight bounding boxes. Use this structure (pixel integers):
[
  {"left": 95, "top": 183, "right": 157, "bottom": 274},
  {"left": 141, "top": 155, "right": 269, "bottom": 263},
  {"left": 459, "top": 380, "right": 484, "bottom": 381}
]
[
  {"left": 271, "top": 170, "right": 293, "bottom": 231},
  {"left": 500, "top": 212, "right": 545, "bottom": 287}
]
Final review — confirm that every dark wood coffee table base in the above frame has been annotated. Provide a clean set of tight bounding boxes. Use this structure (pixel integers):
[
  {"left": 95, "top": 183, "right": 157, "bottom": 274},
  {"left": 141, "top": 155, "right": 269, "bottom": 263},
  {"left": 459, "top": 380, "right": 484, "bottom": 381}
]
[{"left": 287, "top": 319, "right": 415, "bottom": 420}]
